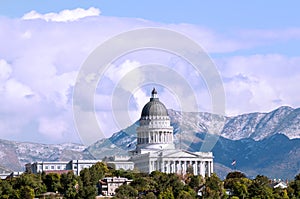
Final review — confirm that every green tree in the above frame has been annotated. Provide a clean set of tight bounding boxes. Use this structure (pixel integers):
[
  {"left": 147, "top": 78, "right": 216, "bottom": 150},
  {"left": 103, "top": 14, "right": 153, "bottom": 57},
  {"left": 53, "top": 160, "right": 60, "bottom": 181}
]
[
  {"left": 0, "top": 179, "right": 15, "bottom": 199},
  {"left": 130, "top": 176, "right": 157, "bottom": 193},
  {"left": 143, "top": 192, "right": 157, "bottom": 199},
  {"left": 226, "top": 171, "right": 246, "bottom": 179},
  {"left": 43, "top": 173, "right": 61, "bottom": 192},
  {"left": 19, "top": 186, "right": 34, "bottom": 199},
  {"left": 114, "top": 184, "right": 138, "bottom": 199},
  {"left": 176, "top": 190, "right": 194, "bottom": 199},
  {"left": 11, "top": 173, "right": 46, "bottom": 197},
  {"left": 89, "top": 162, "right": 109, "bottom": 185},
  {"left": 78, "top": 168, "right": 97, "bottom": 199},
  {"left": 60, "top": 172, "right": 78, "bottom": 198},
  {"left": 248, "top": 175, "right": 273, "bottom": 199},
  {"left": 203, "top": 173, "right": 225, "bottom": 198},
  {"left": 150, "top": 172, "right": 184, "bottom": 198},
  {"left": 188, "top": 175, "right": 204, "bottom": 191},
  {"left": 224, "top": 175, "right": 252, "bottom": 199},
  {"left": 273, "top": 188, "right": 289, "bottom": 199},
  {"left": 158, "top": 188, "right": 174, "bottom": 199},
  {"left": 288, "top": 173, "right": 300, "bottom": 199}
]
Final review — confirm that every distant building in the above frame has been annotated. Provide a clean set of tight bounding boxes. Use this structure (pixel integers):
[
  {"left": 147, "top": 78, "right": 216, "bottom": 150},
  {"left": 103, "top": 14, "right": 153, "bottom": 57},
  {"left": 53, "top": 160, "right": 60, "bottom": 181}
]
[
  {"left": 26, "top": 159, "right": 102, "bottom": 175},
  {"left": 129, "top": 88, "right": 214, "bottom": 176},
  {"left": 103, "top": 156, "right": 134, "bottom": 171},
  {"left": 99, "top": 177, "right": 132, "bottom": 196},
  {"left": 270, "top": 180, "right": 288, "bottom": 189},
  {"left": 0, "top": 171, "right": 23, "bottom": 179},
  {"left": 26, "top": 161, "right": 69, "bottom": 174},
  {"left": 0, "top": 172, "right": 11, "bottom": 179}
]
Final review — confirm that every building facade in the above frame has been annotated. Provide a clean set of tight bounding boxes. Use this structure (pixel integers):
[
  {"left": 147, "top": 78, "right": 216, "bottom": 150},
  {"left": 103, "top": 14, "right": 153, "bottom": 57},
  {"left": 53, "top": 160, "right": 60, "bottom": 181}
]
[
  {"left": 103, "top": 156, "right": 134, "bottom": 171},
  {"left": 26, "top": 159, "right": 102, "bottom": 175},
  {"left": 130, "top": 88, "right": 214, "bottom": 176}
]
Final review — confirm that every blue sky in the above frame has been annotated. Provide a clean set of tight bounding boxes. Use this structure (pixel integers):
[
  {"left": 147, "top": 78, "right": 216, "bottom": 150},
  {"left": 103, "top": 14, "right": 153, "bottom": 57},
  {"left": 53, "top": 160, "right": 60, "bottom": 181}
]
[
  {"left": 1, "top": 1, "right": 300, "bottom": 144},
  {"left": 2, "top": 1, "right": 300, "bottom": 28}
]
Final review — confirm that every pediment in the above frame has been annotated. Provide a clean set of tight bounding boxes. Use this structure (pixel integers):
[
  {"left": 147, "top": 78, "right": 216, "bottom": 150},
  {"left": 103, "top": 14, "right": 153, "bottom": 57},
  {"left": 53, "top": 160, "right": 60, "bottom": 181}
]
[{"left": 161, "top": 150, "right": 200, "bottom": 158}]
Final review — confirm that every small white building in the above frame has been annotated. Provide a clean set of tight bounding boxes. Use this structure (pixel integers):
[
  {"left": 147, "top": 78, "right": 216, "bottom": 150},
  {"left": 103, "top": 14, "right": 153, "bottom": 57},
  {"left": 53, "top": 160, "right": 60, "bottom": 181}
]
[
  {"left": 103, "top": 156, "right": 134, "bottom": 171},
  {"left": 99, "top": 177, "right": 132, "bottom": 196}
]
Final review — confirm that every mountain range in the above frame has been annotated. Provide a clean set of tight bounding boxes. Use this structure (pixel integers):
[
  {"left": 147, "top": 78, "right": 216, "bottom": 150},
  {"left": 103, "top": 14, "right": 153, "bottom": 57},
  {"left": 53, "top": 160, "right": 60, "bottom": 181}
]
[{"left": 1, "top": 106, "right": 299, "bottom": 179}]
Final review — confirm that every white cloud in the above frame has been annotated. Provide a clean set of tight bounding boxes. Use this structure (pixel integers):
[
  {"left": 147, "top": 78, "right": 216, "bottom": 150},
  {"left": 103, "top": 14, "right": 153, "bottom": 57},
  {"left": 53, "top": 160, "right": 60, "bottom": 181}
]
[
  {"left": 218, "top": 54, "right": 300, "bottom": 115},
  {"left": 38, "top": 117, "right": 68, "bottom": 140},
  {"left": 22, "top": 7, "right": 101, "bottom": 22},
  {"left": 1, "top": 7, "right": 300, "bottom": 144},
  {"left": 0, "top": 59, "right": 12, "bottom": 81}
]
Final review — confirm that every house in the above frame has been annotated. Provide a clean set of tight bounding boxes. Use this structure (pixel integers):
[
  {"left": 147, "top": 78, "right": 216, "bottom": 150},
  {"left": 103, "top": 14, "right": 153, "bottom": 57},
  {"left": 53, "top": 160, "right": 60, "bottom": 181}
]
[{"left": 98, "top": 177, "right": 132, "bottom": 196}]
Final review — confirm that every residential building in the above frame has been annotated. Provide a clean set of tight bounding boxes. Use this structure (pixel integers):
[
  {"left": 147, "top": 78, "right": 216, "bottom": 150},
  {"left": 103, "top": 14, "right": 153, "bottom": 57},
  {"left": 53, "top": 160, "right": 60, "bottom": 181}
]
[{"left": 99, "top": 177, "right": 132, "bottom": 196}]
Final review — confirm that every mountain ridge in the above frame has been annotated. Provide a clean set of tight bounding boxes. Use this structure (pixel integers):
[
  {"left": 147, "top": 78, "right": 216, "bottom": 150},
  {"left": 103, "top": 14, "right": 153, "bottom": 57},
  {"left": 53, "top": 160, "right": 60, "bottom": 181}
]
[{"left": 0, "top": 106, "right": 299, "bottom": 179}]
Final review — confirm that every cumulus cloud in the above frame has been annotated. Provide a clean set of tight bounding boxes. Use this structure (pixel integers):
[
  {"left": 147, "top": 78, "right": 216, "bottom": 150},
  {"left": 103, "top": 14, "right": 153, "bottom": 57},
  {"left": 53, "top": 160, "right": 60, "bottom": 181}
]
[{"left": 22, "top": 7, "right": 101, "bottom": 22}]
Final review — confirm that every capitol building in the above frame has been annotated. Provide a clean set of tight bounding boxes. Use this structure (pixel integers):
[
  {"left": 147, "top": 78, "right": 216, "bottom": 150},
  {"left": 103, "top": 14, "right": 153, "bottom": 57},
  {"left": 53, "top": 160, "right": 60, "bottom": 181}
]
[{"left": 129, "top": 88, "right": 214, "bottom": 177}]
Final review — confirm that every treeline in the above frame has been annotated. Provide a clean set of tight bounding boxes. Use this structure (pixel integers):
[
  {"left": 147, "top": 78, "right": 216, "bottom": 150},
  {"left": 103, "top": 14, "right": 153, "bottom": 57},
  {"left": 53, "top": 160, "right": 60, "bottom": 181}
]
[
  {"left": 115, "top": 171, "right": 300, "bottom": 199},
  {"left": 0, "top": 162, "right": 299, "bottom": 199},
  {"left": 0, "top": 162, "right": 109, "bottom": 199}
]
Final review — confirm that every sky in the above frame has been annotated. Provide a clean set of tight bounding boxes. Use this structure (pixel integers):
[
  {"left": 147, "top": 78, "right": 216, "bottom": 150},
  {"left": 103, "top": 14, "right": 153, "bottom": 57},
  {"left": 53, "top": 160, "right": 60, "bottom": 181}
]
[{"left": 1, "top": 1, "right": 300, "bottom": 145}]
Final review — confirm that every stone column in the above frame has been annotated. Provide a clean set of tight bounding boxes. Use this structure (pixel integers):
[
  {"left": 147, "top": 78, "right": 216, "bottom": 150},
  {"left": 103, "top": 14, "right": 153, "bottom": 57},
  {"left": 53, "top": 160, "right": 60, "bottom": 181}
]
[
  {"left": 193, "top": 161, "right": 197, "bottom": 175},
  {"left": 182, "top": 161, "right": 186, "bottom": 175},
  {"left": 200, "top": 161, "right": 205, "bottom": 177},
  {"left": 171, "top": 161, "right": 175, "bottom": 173},
  {"left": 165, "top": 160, "right": 169, "bottom": 173}
]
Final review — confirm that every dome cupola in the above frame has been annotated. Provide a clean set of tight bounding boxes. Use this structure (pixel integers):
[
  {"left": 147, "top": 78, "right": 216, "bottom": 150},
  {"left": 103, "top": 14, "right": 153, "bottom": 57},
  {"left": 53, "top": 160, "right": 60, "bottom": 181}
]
[{"left": 141, "top": 88, "right": 168, "bottom": 118}]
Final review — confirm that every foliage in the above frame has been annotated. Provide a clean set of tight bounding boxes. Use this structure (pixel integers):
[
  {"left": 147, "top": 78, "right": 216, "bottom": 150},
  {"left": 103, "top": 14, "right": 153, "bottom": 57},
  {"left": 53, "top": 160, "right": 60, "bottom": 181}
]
[
  {"left": 188, "top": 175, "right": 204, "bottom": 191},
  {"left": 0, "top": 165, "right": 299, "bottom": 199},
  {"left": 114, "top": 184, "right": 138, "bottom": 199},
  {"left": 248, "top": 175, "right": 273, "bottom": 198},
  {"left": 177, "top": 190, "right": 194, "bottom": 199},
  {"left": 19, "top": 185, "right": 35, "bottom": 199},
  {"left": 158, "top": 188, "right": 174, "bottom": 199},
  {"left": 43, "top": 173, "right": 61, "bottom": 192},
  {"left": 142, "top": 192, "right": 157, "bottom": 199},
  {"left": 288, "top": 173, "right": 300, "bottom": 198},
  {"left": 226, "top": 171, "right": 246, "bottom": 179},
  {"left": 203, "top": 173, "right": 225, "bottom": 198},
  {"left": 59, "top": 172, "right": 78, "bottom": 198},
  {"left": 224, "top": 172, "right": 252, "bottom": 199},
  {"left": 130, "top": 176, "right": 157, "bottom": 192},
  {"left": 78, "top": 168, "right": 97, "bottom": 199}
]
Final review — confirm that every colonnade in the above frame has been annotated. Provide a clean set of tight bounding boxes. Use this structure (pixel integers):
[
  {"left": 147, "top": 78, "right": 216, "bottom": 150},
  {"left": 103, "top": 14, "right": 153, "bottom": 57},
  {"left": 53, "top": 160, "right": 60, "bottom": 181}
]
[
  {"left": 149, "top": 160, "right": 213, "bottom": 176},
  {"left": 137, "top": 131, "right": 173, "bottom": 144}
]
